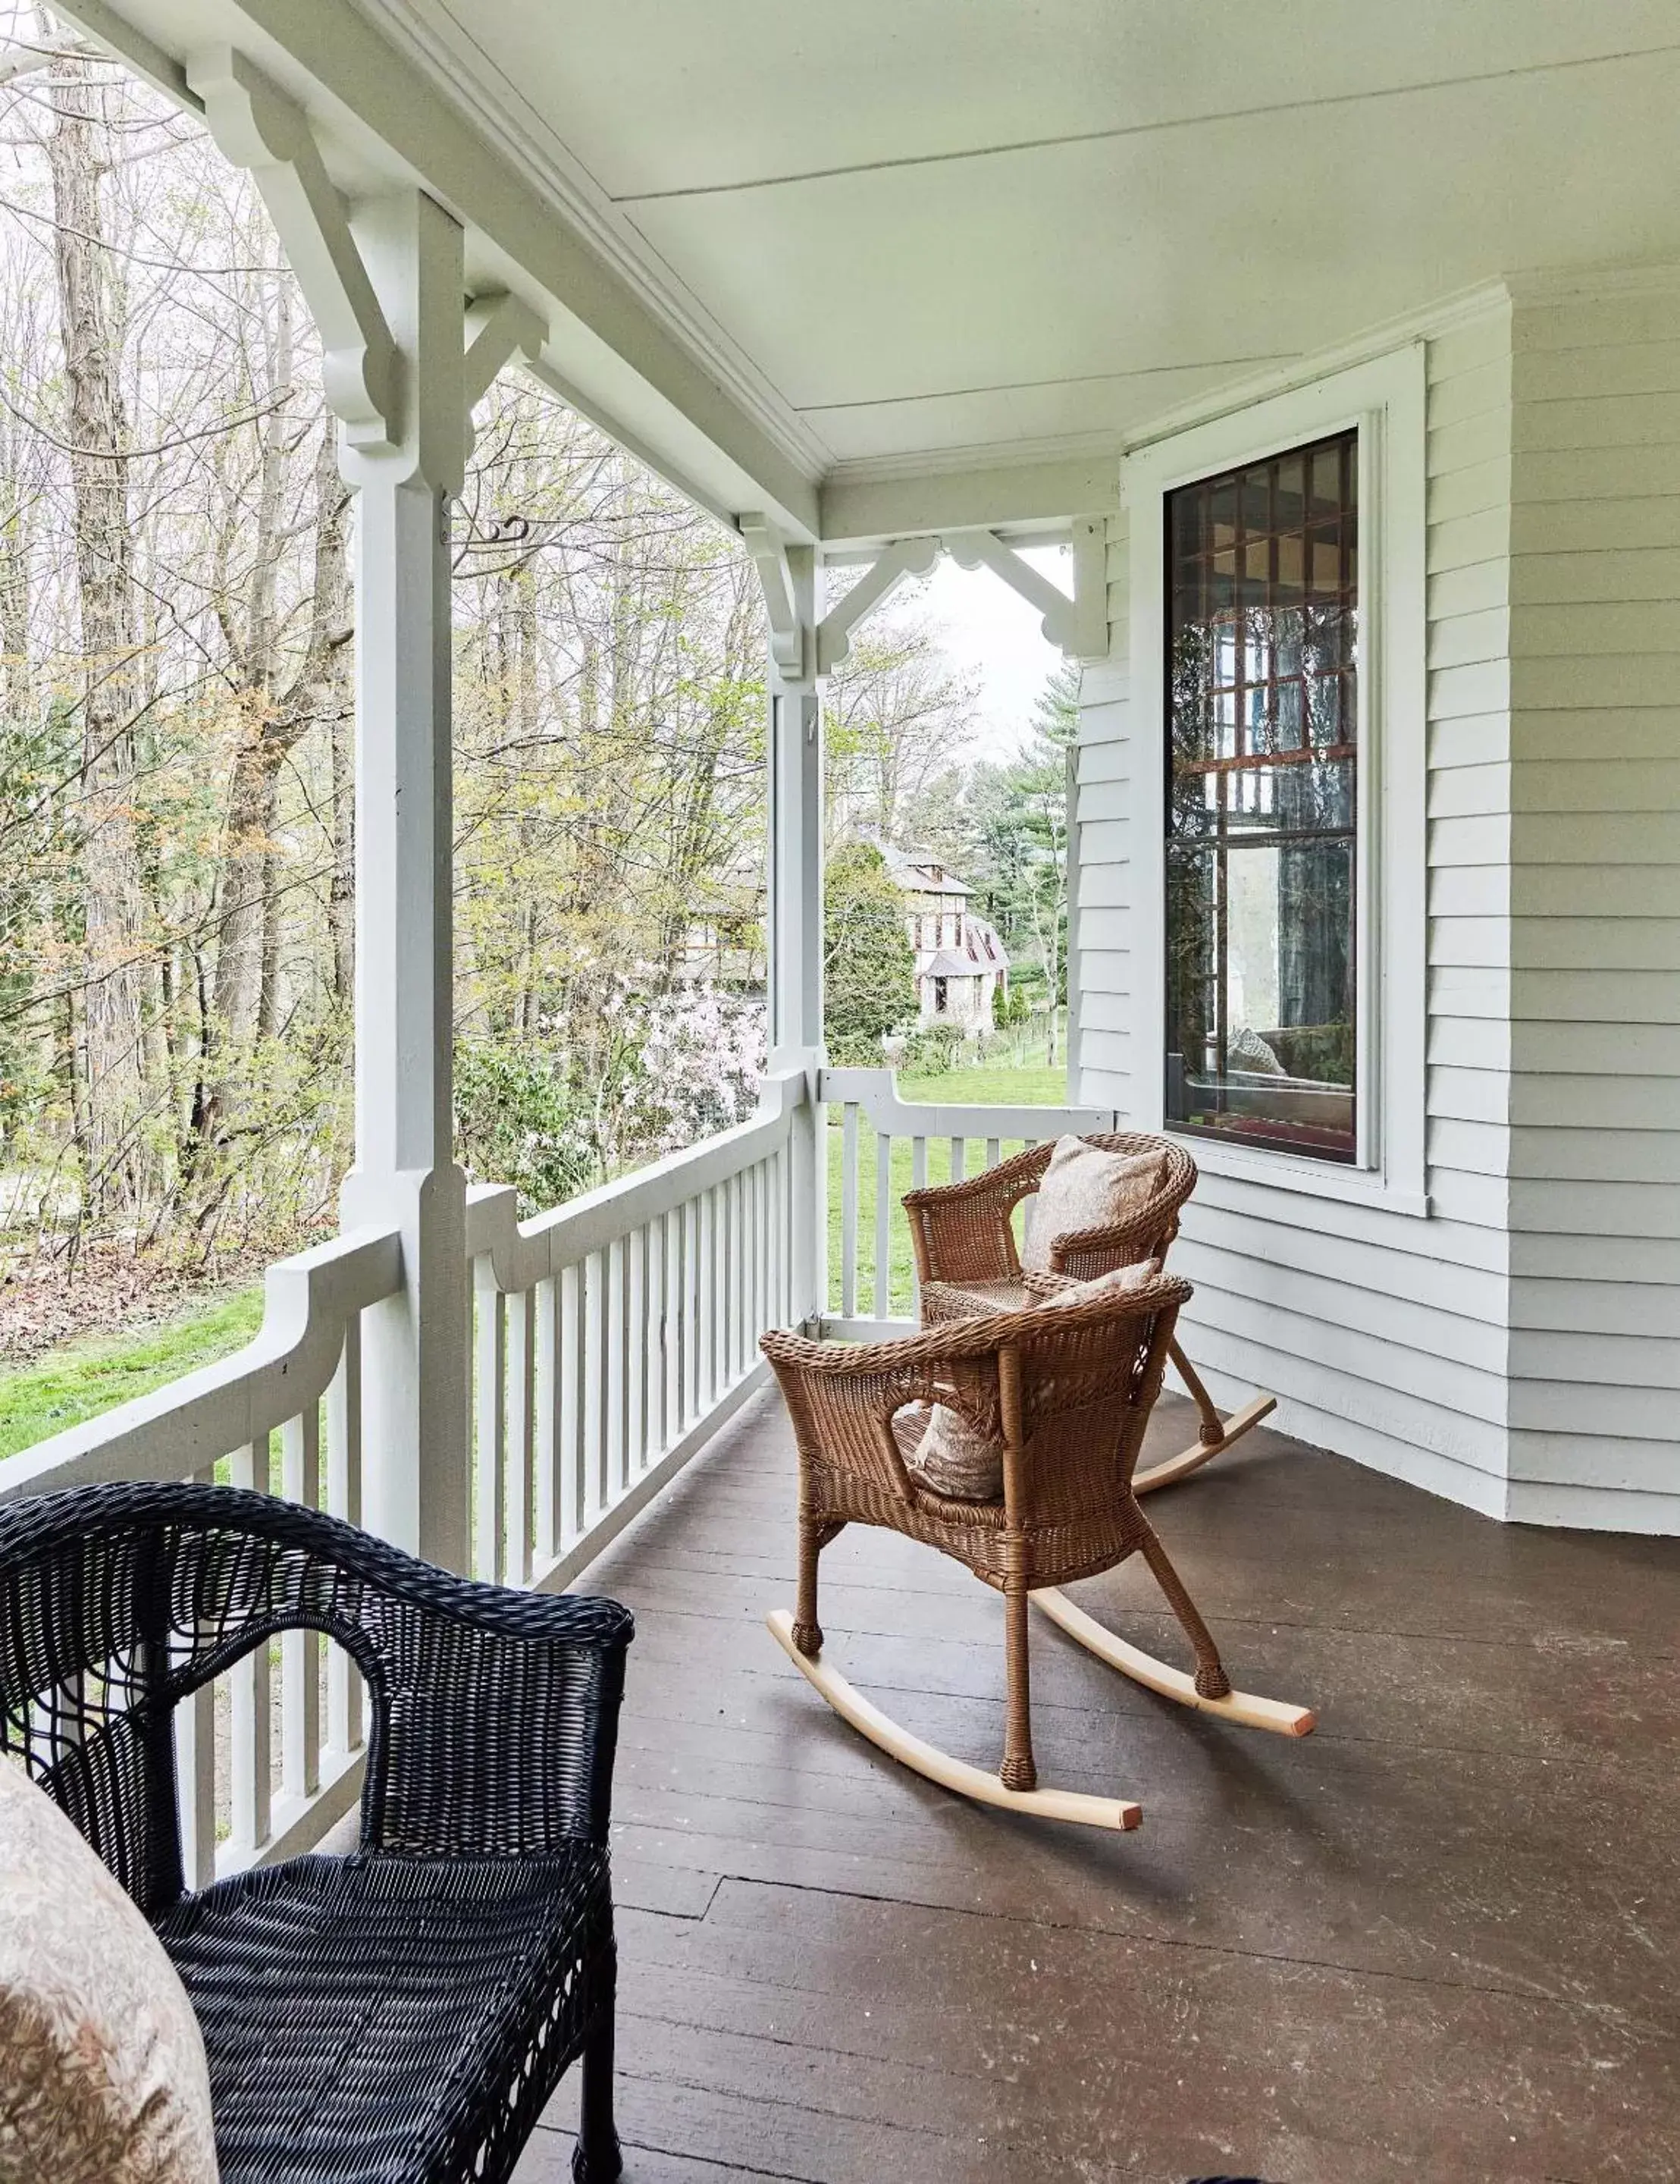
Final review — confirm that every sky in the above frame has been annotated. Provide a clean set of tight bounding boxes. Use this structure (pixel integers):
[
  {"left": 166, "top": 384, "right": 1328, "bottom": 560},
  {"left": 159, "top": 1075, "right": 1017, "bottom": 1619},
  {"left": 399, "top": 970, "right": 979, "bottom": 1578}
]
[{"left": 918, "top": 542, "right": 1070, "bottom": 764}]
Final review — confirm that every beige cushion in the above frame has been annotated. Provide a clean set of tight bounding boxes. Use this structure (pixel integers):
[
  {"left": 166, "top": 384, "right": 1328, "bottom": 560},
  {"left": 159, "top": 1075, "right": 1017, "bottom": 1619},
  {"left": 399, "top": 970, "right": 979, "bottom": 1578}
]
[
  {"left": 0, "top": 1759, "right": 219, "bottom": 2184},
  {"left": 1037, "top": 1257, "right": 1162, "bottom": 1306},
  {"left": 1020, "top": 1137, "right": 1171, "bottom": 1272},
  {"left": 907, "top": 1402, "right": 1005, "bottom": 1502},
  {"left": 905, "top": 1261, "right": 1166, "bottom": 1499}
]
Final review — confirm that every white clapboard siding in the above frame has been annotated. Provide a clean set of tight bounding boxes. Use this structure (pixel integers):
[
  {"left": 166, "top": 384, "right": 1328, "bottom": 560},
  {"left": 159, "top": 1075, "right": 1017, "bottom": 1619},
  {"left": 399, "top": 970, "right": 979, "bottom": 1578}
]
[
  {"left": 1503, "top": 290, "right": 1680, "bottom": 1525},
  {"left": 1077, "top": 287, "right": 1680, "bottom": 1532}
]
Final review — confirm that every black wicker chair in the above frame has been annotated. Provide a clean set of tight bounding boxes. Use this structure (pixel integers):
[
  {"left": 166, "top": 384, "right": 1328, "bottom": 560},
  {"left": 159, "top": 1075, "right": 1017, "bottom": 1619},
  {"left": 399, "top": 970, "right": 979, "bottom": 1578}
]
[{"left": 0, "top": 1481, "right": 633, "bottom": 2184}]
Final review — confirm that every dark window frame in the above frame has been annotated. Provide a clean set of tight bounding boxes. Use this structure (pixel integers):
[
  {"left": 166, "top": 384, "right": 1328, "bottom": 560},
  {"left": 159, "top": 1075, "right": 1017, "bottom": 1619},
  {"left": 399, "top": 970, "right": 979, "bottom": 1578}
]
[{"left": 1161, "top": 428, "right": 1360, "bottom": 1165}]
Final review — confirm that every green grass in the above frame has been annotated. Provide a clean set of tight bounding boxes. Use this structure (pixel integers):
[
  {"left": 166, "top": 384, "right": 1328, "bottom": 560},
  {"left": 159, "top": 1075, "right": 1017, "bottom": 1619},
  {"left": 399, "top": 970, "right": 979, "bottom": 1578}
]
[
  {"left": 898, "top": 1062, "right": 1068, "bottom": 1106},
  {"left": 827, "top": 1059, "right": 1070, "bottom": 1317},
  {"left": 0, "top": 1285, "right": 266, "bottom": 1462}
]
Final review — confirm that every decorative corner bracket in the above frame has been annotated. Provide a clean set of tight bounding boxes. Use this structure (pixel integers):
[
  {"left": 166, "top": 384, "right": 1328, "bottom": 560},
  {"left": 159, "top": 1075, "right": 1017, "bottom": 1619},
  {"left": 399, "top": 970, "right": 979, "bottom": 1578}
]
[
  {"left": 939, "top": 528, "right": 1083, "bottom": 651},
  {"left": 814, "top": 535, "right": 941, "bottom": 676},
  {"left": 813, "top": 522, "right": 1109, "bottom": 676},
  {"left": 186, "top": 46, "right": 399, "bottom": 452},
  {"left": 462, "top": 291, "right": 548, "bottom": 466},
  {"left": 742, "top": 514, "right": 807, "bottom": 679}
]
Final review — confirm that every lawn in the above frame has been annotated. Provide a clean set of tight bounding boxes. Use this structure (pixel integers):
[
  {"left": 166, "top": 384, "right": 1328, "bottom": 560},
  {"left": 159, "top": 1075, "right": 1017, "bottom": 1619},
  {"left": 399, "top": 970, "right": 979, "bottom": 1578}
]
[
  {"left": 827, "top": 1058, "right": 1070, "bottom": 1318},
  {"left": 0, "top": 1285, "right": 266, "bottom": 1463}
]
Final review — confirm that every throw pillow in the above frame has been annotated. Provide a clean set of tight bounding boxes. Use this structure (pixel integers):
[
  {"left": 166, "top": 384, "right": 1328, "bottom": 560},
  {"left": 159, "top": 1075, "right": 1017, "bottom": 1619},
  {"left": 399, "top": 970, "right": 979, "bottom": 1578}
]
[
  {"left": 1227, "top": 1025, "right": 1286, "bottom": 1075},
  {"left": 908, "top": 1402, "right": 1005, "bottom": 1501},
  {"left": 0, "top": 1758, "right": 219, "bottom": 2184},
  {"left": 1021, "top": 1136, "right": 1171, "bottom": 1272},
  {"left": 906, "top": 1263, "right": 1168, "bottom": 1499},
  {"left": 1037, "top": 1257, "right": 1162, "bottom": 1305}
]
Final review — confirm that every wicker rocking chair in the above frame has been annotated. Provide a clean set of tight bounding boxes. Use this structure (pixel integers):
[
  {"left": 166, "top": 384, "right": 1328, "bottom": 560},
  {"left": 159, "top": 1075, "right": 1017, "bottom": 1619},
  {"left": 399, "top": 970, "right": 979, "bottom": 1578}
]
[
  {"left": 903, "top": 1131, "right": 1277, "bottom": 1495},
  {"left": 760, "top": 1277, "right": 1312, "bottom": 1834}
]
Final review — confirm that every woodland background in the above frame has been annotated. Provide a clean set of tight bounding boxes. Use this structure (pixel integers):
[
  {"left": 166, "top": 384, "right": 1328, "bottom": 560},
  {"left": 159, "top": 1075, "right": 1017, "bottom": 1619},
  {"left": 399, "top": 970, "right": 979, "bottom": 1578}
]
[{"left": 0, "top": 12, "right": 1071, "bottom": 1362}]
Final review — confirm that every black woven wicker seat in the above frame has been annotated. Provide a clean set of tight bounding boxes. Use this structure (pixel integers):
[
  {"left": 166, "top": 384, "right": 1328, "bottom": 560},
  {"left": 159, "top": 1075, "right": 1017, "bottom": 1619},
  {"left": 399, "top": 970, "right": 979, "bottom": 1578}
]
[{"left": 0, "top": 1481, "right": 634, "bottom": 2184}]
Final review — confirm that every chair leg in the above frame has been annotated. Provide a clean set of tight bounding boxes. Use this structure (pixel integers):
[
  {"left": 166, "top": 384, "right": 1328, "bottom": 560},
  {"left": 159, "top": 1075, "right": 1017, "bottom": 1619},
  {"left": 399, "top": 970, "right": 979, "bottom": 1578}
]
[
  {"left": 791, "top": 1516, "right": 825, "bottom": 1658},
  {"left": 1134, "top": 1516, "right": 1232, "bottom": 1700},
  {"left": 1000, "top": 1578, "right": 1037, "bottom": 1791},
  {"left": 571, "top": 1997, "right": 622, "bottom": 2184},
  {"left": 1168, "top": 1335, "right": 1226, "bottom": 1448}
]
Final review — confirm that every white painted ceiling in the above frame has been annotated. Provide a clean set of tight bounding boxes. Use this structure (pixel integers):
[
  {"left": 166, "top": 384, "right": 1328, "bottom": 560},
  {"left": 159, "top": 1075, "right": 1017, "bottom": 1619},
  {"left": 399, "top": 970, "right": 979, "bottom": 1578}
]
[{"left": 335, "top": 3, "right": 1680, "bottom": 482}]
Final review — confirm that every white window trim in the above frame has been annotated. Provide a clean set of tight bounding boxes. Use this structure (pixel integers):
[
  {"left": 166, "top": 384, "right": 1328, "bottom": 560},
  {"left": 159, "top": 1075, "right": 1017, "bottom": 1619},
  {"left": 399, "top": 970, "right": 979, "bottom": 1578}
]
[{"left": 1122, "top": 344, "right": 1428, "bottom": 1219}]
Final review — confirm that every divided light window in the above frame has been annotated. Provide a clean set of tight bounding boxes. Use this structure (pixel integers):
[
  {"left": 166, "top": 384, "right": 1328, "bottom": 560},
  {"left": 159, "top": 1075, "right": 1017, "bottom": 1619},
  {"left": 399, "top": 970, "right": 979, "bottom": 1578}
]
[{"left": 1163, "top": 429, "right": 1359, "bottom": 1163}]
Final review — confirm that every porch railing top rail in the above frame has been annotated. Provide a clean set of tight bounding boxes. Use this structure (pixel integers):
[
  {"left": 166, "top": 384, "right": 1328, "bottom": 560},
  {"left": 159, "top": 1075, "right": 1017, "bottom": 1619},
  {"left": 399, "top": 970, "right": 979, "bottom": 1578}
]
[
  {"left": 0, "top": 1225, "right": 403, "bottom": 1502},
  {"left": 818, "top": 1065, "right": 1114, "bottom": 1142}
]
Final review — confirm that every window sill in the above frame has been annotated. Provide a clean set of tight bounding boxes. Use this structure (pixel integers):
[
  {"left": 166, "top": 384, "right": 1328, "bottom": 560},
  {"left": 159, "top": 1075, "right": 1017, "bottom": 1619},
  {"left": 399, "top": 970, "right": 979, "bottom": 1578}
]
[{"left": 1169, "top": 1130, "right": 1430, "bottom": 1219}]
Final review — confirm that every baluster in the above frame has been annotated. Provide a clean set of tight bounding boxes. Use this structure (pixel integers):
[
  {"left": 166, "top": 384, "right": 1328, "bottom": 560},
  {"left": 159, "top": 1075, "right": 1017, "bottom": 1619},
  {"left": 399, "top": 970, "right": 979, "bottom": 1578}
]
[
  {"left": 840, "top": 1103, "right": 859, "bottom": 1318},
  {"left": 559, "top": 1260, "right": 585, "bottom": 1545},
  {"left": 950, "top": 1136, "right": 966, "bottom": 1184},
  {"left": 679, "top": 1195, "right": 697, "bottom": 1427},
  {"left": 724, "top": 1173, "right": 741, "bottom": 1381},
  {"left": 646, "top": 1214, "right": 667, "bottom": 1463},
  {"left": 755, "top": 1157, "right": 770, "bottom": 1338},
  {"left": 472, "top": 1258, "right": 506, "bottom": 1583},
  {"left": 506, "top": 1285, "right": 534, "bottom": 1585},
  {"left": 606, "top": 1234, "right": 628, "bottom": 1500},
  {"left": 533, "top": 1276, "right": 558, "bottom": 1567},
  {"left": 229, "top": 1436, "right": 271, "bottom": 1863},
  {"left": 669, "top": 1202, "right": 688, "bottom": 1432},
  {"left": 986, "top": 1136, "right": 1001, "bottom": 1172},
  {"left": 874, "top": 1131, "right": 892, "bottom": 1321},
  {"left": 768, "top": 1145, "right": 785, "bottom": 1330},
  {"left": 326, "top": 1321, "right": 362, "bottom": 1756},
  {"left": 627, "top": 1224, "right": 648, "bottom": 1477},
  {"left": 176, "top": 1460, "right": 219, "bottom": 1891},
  {"left": 911, "top": 1138, "right": 928, "bottom": 1316},
  {"left": 697, "top": 1188, "right": 716, "bottom": 1412},
  {"left": 281, "top": 1405, "right": 321, "bottom": 1804},
  {"left": 582, "top": 1248, "right": 607, "bottom": 1523}
]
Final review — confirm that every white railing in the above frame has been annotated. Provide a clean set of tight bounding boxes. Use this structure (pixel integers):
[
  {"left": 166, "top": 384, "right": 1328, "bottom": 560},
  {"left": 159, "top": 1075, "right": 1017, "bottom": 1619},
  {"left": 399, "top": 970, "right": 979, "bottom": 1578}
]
[
  {"left": 0, "top": 1066, "right": 813, "bottom": 1883},
  {"left": 818, "top": 1066, "right": 1110, "bottom": 1337},
  {"left": 0, "top": 1225, "right": 403, "bottom": 1886},
  {"left": 463, "top": 1065, "right": 809, "bottom": 1594}
]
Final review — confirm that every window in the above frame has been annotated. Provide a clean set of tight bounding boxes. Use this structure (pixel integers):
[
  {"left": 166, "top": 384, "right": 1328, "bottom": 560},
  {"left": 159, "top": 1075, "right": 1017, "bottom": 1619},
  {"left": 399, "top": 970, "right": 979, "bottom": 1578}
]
[
  {"left": 933, "top": 977, "right": 948, "bottom": 1014},
  {"left": 1163, "top": 429, "right": 1359, "bottom": 1164}
]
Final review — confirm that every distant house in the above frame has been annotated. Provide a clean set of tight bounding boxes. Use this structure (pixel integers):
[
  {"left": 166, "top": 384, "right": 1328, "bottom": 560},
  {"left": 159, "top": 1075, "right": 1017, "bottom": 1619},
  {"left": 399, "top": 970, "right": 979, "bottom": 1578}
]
[{"left": 881, "top": 845, "right": 1008, "bottom": 1031}]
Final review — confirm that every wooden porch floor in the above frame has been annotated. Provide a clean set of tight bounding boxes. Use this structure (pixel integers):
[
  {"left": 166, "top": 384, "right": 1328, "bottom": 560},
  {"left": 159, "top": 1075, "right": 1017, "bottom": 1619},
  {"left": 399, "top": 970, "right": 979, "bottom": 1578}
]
[{"left": 516, "top": 1389, "right": 1680, "bottom": 2184}]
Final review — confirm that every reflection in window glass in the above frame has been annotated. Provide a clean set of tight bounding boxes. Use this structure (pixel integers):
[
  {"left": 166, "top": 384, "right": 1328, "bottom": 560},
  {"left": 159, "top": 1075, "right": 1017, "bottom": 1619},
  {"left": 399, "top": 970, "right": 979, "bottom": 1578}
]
[{"left": 1164, "top": 429, "right": 1358, "bottom": 1163}]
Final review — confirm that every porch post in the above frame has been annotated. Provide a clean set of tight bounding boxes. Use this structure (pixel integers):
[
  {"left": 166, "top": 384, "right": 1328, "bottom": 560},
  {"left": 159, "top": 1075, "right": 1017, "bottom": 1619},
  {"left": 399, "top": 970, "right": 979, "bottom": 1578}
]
[
  {"left": 337, "top": 191, "right": 469, "bottom": 1570},
  {"left": 766, "top": 544, "right": 826, "bottom": 1328}
]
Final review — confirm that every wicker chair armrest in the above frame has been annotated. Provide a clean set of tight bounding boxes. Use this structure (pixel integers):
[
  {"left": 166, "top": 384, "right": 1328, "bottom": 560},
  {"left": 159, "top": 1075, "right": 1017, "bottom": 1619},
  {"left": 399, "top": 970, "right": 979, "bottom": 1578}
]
[
  {"left": 1045, "top": 1216, "right": 1172, "bottom": 1278},
  {"left": 355, "top": 1564, "right": 633, "bottom": 1859}
]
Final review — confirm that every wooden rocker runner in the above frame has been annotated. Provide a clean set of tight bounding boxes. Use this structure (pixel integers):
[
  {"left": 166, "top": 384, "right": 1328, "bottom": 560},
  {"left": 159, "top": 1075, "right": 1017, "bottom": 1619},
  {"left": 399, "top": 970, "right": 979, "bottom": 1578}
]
[
  {"left": 760, "top": 1279, "right": 1312, "bottom": 1833},
  {"left": 904, "top": 1132, "right": 1276, "bottom": 1494}
]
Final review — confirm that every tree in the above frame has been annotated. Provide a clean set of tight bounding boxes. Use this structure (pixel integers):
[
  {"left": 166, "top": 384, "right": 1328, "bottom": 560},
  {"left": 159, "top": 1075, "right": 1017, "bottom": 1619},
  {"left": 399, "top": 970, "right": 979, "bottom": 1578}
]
[
  {"left": 822, "top": 843, "right": 916, "bottom": 1065},
  {"left": 822, "top": 607, "right": 978, "bottom": 846}
]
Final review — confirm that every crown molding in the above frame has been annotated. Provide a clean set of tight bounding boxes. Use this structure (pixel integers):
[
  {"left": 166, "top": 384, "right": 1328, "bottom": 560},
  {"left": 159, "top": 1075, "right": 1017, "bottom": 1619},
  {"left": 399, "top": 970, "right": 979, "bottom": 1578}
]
[{"left": 343, "top": 0, "right": 832, "bottom": 485}]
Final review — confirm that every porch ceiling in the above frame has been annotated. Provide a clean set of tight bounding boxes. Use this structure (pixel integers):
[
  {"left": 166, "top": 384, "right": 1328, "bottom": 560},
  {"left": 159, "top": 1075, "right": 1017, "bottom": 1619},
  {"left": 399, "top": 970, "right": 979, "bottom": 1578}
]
[{"left": 58, "top": 0, "right": 1680, "bottom": 536}]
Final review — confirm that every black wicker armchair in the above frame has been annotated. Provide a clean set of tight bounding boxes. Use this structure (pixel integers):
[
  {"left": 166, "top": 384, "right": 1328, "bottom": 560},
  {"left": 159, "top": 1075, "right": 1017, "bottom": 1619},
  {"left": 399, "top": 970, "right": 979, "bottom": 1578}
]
[{"left": 0, "top": 1481, "right": 633, "bottom": 2184}]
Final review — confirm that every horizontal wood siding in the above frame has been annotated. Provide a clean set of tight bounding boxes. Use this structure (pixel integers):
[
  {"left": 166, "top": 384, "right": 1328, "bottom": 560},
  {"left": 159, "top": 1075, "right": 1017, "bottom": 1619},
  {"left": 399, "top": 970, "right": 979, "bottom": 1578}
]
[
  {"left": 1503, "top": 288, "right": 1680, "bottom": 1531},
  {"left": 1077, "top": 309, "right": 1520, "bottom": 1517}
]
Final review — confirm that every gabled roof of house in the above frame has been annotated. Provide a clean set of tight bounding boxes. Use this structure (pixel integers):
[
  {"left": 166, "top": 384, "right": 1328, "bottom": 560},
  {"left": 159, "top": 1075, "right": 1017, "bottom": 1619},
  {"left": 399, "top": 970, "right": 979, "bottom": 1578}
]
[{"left": 882, "top": 843, "right": 970, "bottom": 897}]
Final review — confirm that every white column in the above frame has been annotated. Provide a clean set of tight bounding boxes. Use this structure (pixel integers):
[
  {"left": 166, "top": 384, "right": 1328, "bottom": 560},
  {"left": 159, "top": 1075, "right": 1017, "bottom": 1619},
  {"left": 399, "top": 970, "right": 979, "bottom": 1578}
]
[
  {"left": 337, "top": 191, "right": 469, "bottom": 1571},
  {"left": 766, "top": 544, "right": 825, "bottom": 1326}
]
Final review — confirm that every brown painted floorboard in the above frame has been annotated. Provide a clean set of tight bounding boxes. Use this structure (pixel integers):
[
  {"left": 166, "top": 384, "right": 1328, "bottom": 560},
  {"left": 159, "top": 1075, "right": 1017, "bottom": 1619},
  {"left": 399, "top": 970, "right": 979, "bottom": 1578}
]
[{"left": 515, "top": 1389, "right": 1680, "bottom": 2184}]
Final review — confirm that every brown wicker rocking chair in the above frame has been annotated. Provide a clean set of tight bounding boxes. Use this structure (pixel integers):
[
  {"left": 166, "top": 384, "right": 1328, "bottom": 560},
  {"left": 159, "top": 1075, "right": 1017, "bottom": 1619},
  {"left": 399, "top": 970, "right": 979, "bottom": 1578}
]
[
  {"left": 760, "top": 1276, "right": 1312, "bottom": 1834},
  {"left": 903, "top": 1132, "right": 1277, "bottom": 1495}
]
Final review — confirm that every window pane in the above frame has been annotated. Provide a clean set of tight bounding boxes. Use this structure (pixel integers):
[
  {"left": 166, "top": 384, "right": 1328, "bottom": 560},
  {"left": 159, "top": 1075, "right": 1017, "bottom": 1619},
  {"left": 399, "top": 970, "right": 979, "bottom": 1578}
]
[{"left": 1163, "top": 428, "right": 1358, "bottom": 1163}]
